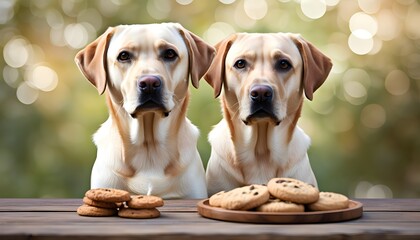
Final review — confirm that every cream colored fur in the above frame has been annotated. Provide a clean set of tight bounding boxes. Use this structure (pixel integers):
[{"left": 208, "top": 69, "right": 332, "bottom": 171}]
[
  {"left": 75, "top": 23, "right": 215, "bottom": 198},
  {"left": 204, "top": 33, "right": 332, "bottom": 195}
]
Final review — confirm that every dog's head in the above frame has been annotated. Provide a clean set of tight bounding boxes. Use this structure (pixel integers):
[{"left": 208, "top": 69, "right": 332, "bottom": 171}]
[
  {"left": 204, "top": 33, "right": 332, "bottom": 125},
  {"left": 75, "top": 23, "right": 215, "bottom": 118}
]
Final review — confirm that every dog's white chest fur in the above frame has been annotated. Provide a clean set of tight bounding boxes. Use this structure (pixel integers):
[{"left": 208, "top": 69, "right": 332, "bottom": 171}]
[
  {"left": 90, "top": 116, "right": 206, "bottom": 199},
  {"left": 206, "top": 119, "right": 315, "bottom": 195}
]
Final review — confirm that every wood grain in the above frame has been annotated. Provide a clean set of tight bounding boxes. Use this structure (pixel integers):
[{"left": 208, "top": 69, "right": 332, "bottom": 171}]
[{"left": 0, "top": 199, "right": 419, "bottom": 240}]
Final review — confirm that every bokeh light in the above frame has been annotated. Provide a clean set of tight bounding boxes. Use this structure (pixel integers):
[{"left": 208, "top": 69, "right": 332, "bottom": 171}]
[
  {"left": 385, "top": 70, "right": 410, "bottom": 96},
  {"left": 300, "top": 0, "right": 327, "bottom": 20},
  {"left": 376, "top": 9, "right": 400, "bottom": 41},
  {"left": 219, "top": 0, "right": 236, "bottom": 4},
  {"left": 203, "top": 22, "right": 236, "bottom": 45},
  {"left": 244, "top": 0, "right": 268, "bottom": 20},
  {"left": 3, "top": 66, "right": 20, "bottom": 88},
  {"left": 325, "top": 0, "right": 340, "bottom": 7},
  {"left": 348, "top": 31, "right": 374, "bottom": 55},
  {"left": 0, "top": 0, "right": 15, "bottom": 24},
  {"left": 16, "top": 82, "right": 38, "bottom": 105},
  {"left": 176, "top": 0, "right": 194, "bottom": 5},
  {"left": 405, "top": 3, "right": 420, "bottom": 39},
  {"left": 64, "top": 23, "right": 92, "bottom": 49},
  {"left": 46, "top": 9, "right": 65, "bottom": 29},
  {"left": 349, "top": 12, "right": 377, "bottom": 37},
  {"left": 342, "top": 68, "right": 370, "bottom": 105},
  {"left": 3, "top": 38, "right": 30, "bottom": 68},
  {"left": 358, "top": 0, "right": 381, "bottom": 14},
  {"left": 360, "top": 104, "right": 386, "bottom": 129},
  {"left": 354, "top": 181, "right": 393, "bottom": 198},
  {"left": 347, "top": 11, "right": 380, "bottom": 55},
  {"left": 25, "top": 65, "right": 58, "bottom": 92}
]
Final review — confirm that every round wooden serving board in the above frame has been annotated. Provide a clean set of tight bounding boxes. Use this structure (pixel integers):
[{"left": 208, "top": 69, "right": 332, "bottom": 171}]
[{"left": 197, "top": 199, "right": 363, "bottom": 224}]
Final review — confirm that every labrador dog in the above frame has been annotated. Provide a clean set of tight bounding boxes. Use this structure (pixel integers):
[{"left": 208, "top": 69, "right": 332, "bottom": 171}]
[
  {"left": 75, "top": 23, "right": 215, "bottom": 198},
  {"left": 204, "top": 33, "right": 332, "bottom": 195}
]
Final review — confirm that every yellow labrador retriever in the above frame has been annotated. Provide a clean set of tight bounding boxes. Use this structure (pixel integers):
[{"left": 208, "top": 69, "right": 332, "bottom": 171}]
[
  {"left": 204, "top": 33, "right": 332, "bottom": 195},
  {"left": 75, "top": 23, "right": 215, "bottom": 198}
]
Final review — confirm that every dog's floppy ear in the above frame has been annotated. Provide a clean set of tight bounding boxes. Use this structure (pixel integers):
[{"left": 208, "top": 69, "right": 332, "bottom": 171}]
[
  {"left": 292, "top": 34, "right": 332, "bottom": 101},
  {"left": 204, "top": 34, "right": 237, "bottom": 98},
  {"left": 177, "top": 25, "right": 215, "bottom": 89},
  {"left": 75, "top": 27, "right": 115, "bottom": 95}
]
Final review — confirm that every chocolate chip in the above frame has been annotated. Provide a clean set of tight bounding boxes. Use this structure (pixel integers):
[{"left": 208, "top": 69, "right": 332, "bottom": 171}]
[
  {"left": 250, "top": 185, "right": 255, "bottom": 190},
  {"left": 253, "top": 192, "right": 259, "bottom": 195}
]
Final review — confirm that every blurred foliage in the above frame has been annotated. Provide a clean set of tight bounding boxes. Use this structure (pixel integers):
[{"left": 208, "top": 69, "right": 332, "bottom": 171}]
[{"left": 0, "top": 0, "right": 419, "bottom": 198}]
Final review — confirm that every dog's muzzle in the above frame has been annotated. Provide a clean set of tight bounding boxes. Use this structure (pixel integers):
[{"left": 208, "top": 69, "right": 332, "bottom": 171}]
[
  {"left": 130, "top": 75, "right": 169, "bottom": 118},
  {"left": 244, "top": 84, "right": 280, "bottom": 125}
]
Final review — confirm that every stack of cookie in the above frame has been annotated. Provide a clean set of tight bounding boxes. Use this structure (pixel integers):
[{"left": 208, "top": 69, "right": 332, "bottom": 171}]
[
  {"left": 119, "top": 195, "right": 163, "bottom": 219},
  {"left": 209, "top": 177, "right": 349, "bottom": 212},
  {"left": 77, "top": 188, "right": 130, "bottom": 217},
  {"left": 77, "top": 188, "right": 164, "bottom": 219}
]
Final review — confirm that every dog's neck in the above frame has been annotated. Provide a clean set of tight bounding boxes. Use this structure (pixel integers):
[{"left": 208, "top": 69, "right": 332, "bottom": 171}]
[
  {"left": 105, "top": 91, "right": 189, "bottom": 163},
  {"left": 221, "top": 94, "right": 303, "bottom": 164}
]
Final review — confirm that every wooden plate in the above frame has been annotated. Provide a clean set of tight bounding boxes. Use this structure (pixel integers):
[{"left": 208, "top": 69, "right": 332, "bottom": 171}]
[{"left": 197, "top": 199, "right": 363, "bottom": 224}]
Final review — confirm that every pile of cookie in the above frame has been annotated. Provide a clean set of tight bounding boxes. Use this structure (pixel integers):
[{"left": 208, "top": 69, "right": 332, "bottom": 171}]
[
  {"left": 209, "top": 177, "right": 349, "bottom": 212},
  {"left": 77, "top": 188, "right": 164, "bottom": 218}
]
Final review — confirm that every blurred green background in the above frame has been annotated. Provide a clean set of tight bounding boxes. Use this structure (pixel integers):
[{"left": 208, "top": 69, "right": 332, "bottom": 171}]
[{"left": 0, "top": 0, "right": 419, "bottom": 198}]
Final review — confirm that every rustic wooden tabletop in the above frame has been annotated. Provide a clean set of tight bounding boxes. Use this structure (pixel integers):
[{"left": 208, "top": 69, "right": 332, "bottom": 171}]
[{"left": 0, "top": 198, "right": 419, "bottom": 239}]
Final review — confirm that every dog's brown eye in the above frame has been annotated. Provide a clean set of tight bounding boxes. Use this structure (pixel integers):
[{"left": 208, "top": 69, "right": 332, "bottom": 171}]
[
  {"left": 234, "top": 59, "right": 247, "bottom": 69},
  {"left": 117, "top": 51, "right": 131, "bottom": 62},
  {"left": 276, "top": 59, "right": 292, "bottom": 71},
  {"left": 162, "top": 49, "right": 178, "bottom": 61}
]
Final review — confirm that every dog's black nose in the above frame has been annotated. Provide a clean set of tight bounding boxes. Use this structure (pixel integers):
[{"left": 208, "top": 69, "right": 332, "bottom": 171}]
[
  {"left": 138, "top": 75, "right": 162, "bottom": 93},
  {"left": 250, "top": 85, "right": 273, "bottom": 102}
]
